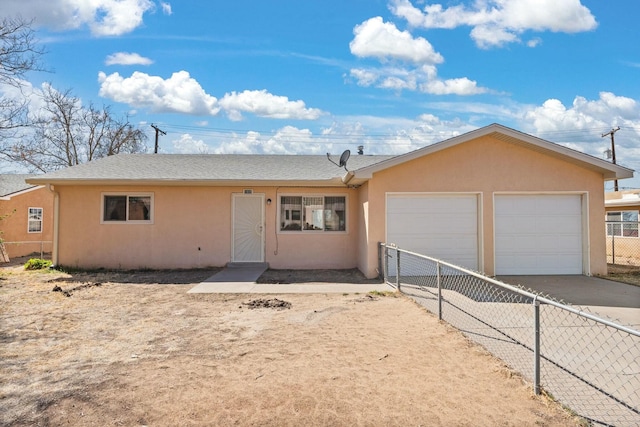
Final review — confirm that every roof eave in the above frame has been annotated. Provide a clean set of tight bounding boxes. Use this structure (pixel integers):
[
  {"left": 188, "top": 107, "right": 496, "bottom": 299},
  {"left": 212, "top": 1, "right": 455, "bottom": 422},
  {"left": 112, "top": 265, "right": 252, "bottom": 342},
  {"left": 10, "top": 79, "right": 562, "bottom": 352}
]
[
  {"left": 26, "top": 178, "right": 349, "bottom": 188},
  {"left": 0, "top": 185, "right": 44, "bottom": 199},
  {"left": 605, "top": 199, "right": 640, "bottom": 207}
]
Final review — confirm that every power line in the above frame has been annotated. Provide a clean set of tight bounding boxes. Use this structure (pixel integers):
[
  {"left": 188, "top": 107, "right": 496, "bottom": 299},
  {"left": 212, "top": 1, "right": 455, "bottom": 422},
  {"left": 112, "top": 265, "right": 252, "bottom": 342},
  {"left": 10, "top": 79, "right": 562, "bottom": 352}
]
[{"left": 158, "top": 122, "right": 634, "bottom": 142}]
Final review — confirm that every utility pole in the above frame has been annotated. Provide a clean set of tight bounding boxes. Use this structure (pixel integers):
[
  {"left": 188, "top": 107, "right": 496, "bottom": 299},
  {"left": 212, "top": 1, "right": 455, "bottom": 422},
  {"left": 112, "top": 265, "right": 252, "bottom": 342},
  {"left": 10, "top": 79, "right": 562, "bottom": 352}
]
[
  {"left": 151, "top": 124, "right": 166, "bottom": 154},
  {"left": 602, "top": 126, "right": 620, "bottom": 191}
]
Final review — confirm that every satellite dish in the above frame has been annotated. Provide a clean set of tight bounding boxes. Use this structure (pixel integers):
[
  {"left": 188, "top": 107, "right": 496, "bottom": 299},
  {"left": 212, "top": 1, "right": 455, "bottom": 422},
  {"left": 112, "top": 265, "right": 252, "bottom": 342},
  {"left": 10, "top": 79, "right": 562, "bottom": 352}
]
[
  {"left": 327, "top": 149, "right": 351, "bottom": 171},
  {"left": 339, "top": 150, "right": 350, "bottom": 167}
]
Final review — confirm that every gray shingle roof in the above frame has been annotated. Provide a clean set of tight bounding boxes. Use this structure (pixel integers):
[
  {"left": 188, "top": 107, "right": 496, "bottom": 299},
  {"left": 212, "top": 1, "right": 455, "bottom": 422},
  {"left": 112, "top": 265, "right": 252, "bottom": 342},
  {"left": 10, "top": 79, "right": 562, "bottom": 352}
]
[
  {"left": 26, "top": 154, "right": 395, "bottom": 185},
  {"left": 24, "top": 124, "right": 635, "bottom": 187},
  {"left": 0, "top": 174, "right": 38, "bottom": 197}
]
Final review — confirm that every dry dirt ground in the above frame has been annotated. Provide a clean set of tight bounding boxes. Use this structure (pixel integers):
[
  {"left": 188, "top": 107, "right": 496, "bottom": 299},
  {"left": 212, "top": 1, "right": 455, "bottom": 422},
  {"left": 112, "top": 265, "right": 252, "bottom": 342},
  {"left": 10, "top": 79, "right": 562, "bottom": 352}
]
[
  {"left": 0, "top": 264, "right": 587, "bottom": 427},
  {"left": 605, "top": 263, "right": 640, "bottom": 287}
]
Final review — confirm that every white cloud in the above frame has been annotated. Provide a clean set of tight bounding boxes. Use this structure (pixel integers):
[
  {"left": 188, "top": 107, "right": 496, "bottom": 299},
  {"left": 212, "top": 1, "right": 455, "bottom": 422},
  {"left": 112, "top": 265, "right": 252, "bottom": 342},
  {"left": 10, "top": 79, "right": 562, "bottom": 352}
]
[
  {"left": 349, "top": 65, "right": 487, "bottom": 96},
  {"left": 521, "top": 92, "right": 640, "bottom": 186},
  {"left": 211, "top": 127, "right": 324, "bottom": 155},
  {"left": 98, "top": 71, "right": 220, "bottom": 115},
  {"left": 421, "top": 77, "right": 487, "bottom": 95},
  {"left": 350, "top": 17, "right": 444, "bottom": 64},
  {"left": 349, "top": 69, "right": 379, "bottom": 87},
  {"left": 524, "top": 92, "right": 638, "bottom": 133},
  {"left": 470, "top": 24, "right": 519, "bottom": 49},
  {"left": 417, "top": 113, "right": 439, "bottom": 124},
  {"left": 161, "top": 2, "right": 172, "bottom": 15},
  {"left": 348, "top": 16, "right": 488, "bottom": 96},
  {"left": 105, "top": 52, "right": 153, "bottom": 66},
  {"left": 206, "top": 117, "right": 479, "bottom": 157},
  {"left": 212, "top": 131, "right": 260, "bottom": 154},
  {"left": 527, "top": 37, "right": 542, "bottom": 48},
  {"left": 98, "top": 72, "right": 325, "bottom": 120},
  {"left": 389, "top": 0, "right": 597, "bottom": 48},
  {"left": 171, "top": 134, "right": 211, "bottom": 154},
  {"left": 218, "top": 90, "right": 325, "bottom": 121},
  {"left": 2, "top": 0, "right": 156, "bottom": 36}
]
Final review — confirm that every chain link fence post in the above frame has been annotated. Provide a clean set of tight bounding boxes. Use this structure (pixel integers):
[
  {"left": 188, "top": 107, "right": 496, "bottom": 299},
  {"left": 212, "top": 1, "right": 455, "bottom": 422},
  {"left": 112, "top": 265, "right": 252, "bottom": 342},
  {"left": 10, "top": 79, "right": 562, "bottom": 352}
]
[
  {"left": 383, "top": 243, "right": 387, "bottom": 282},
  {"left": 533, "top": 296, "right": 541, "bottom": 395},
  {"left": 612, "top": 232, "right": 616, "bottom": 264},
  {"left": 396, "top": 247, "right": 401, "bottom": 292},
  {"left": 437, "top": 261, "right": 442, "bottom": 321}
]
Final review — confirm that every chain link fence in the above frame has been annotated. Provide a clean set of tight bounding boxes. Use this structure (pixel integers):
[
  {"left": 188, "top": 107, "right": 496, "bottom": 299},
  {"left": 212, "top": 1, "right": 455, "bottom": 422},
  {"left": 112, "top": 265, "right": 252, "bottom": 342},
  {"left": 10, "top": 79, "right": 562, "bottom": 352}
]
[
  {"left": 606, "top": 220, "right": 640, "bottom": 267},
  {"left": 380, "top": 243, "right": 640, "bottom": 427}
]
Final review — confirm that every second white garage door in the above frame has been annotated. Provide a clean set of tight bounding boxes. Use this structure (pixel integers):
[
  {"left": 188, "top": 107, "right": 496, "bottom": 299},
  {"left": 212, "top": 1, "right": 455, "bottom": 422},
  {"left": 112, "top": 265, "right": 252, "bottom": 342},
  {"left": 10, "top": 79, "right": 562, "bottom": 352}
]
[
  {"left": 494, "top": 194, "right": 584, "bottom": 275},
  {"left": 386, "top": 194, "right": 479, "bottom": 271}
]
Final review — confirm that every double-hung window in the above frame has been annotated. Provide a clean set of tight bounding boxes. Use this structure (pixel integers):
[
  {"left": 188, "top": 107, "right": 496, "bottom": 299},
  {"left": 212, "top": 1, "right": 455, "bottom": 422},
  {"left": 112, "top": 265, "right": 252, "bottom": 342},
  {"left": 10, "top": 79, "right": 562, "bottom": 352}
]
[
  {"left": 102, "top": 193, "right": 153, "bottom": 223},
  {"left": 28, "top": 207, "right": 43, "bottom": 233},
  {"left": 606, "top": 210, "right": 639, "bottom": 237},
  {"left": 279, "top": 195, "right": 346, "bottom": 232}
]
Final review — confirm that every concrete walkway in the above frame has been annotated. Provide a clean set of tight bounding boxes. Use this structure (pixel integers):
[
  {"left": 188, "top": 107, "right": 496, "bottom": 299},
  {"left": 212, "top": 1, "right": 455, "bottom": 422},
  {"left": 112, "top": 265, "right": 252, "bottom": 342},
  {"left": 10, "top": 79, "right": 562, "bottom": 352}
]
[{"left": 188, "top": 263, "right": 394, "bottom": 294}]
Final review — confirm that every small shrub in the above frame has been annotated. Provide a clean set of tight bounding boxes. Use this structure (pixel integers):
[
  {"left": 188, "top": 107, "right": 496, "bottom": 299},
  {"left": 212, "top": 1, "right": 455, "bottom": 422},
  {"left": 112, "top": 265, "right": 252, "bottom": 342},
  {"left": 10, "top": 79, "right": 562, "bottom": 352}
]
[
  {"left": 24, "top": 258, "right": 52, "bottom": 271},
  {"left": 369, "top": 290, "right": 397, "bottom": 297}
]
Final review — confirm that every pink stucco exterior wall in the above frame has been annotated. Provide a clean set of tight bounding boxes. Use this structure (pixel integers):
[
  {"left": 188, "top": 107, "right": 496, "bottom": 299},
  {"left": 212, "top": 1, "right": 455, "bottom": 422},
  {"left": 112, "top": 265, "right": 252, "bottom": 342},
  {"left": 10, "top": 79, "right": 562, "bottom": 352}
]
[
  {"left": 265, "top": 187, "right": 361, "bottom": 270},
  {"left": 0, "top": 187, "right": 54, "bottom": 258},
  {"left": 55, "top": 185, "right": 361, "bottom": 270},
  {"left": 356, "top": 134, "right": 607, "bottom": 278}
]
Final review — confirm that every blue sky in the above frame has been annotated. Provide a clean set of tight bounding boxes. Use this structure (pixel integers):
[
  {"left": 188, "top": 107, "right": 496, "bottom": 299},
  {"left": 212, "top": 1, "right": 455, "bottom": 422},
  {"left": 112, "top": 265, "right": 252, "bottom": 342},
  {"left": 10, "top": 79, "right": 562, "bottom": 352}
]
[{"left": 2, "top": 0, "right": 640, "bottom": 189}]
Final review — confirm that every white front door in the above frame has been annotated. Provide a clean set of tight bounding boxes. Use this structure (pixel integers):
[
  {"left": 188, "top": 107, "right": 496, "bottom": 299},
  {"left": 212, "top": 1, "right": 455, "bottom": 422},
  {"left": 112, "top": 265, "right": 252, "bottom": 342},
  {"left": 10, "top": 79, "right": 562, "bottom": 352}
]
[{"left": 232, "top": 194, "right": 264, "bottom": 263}]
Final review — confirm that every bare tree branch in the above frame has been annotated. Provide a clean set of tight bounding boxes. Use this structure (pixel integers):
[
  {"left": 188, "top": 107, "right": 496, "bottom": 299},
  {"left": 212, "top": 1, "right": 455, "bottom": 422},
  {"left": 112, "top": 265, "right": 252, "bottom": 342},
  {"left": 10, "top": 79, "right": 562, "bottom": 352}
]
[
  {"left": 0, "top": 16, "right": 46, "bottom": 147},
  {"left": 7, "top": 85, "right": 148, "bottom": 171},
  {"left": 0, "top": 16, "right": 46, "bottom": 88}
]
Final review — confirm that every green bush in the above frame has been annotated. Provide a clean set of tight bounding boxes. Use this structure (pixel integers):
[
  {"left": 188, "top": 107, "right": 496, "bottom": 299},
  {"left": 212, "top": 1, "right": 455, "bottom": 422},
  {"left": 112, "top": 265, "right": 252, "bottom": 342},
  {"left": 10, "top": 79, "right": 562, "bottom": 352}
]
[{"left": 24, "top": 258, "right": 52, "bottom": 270}]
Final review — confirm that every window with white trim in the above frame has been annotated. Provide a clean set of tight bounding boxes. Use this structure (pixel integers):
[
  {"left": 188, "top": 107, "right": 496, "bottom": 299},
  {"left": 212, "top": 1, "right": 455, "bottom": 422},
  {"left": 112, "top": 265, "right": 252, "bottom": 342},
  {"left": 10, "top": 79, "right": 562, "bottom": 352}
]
[
  {"left": 606, "top": 210, "right": 639, "bottom": 237},
  {"left": 102, "top": 194, "right": 153, "bottom": 223},
  {"left": 279, "top": 195, "right": 346, "bottom": 232},
  {"left": 28, "top": 207, "right": 43, "bottom": 233}
]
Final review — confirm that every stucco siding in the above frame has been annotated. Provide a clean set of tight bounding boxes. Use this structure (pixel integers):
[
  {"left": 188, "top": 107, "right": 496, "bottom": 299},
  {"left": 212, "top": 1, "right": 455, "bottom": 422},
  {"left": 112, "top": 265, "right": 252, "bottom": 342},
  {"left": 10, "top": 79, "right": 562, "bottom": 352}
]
[
  {"left": 56, "top": 185, "right": 361, "bottom": 270},
  {"left": 359, "top": 134, "right": 608, "bottom": 277},
  {"left": 265, "top": 186, "right": 360, "bottom": 270},
  {"left": 57, "top": 186, "right": 230, "bottom": 269},
  {"left": 0, "top": 187, "right": 54, "bottom": 258},
  {"left": 356, "top": 182, "right": 372, "bottom": 276}
]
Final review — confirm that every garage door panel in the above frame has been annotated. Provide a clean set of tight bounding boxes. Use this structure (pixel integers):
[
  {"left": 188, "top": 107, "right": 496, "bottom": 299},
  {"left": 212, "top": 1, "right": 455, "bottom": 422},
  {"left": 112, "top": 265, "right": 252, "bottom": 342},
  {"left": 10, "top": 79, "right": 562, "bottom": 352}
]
[
  {"left": 495, "top": 195, "right": 583, "bottom": 275},
  {"left": 387, "top": 194, "right": 479, "bottom": 272}
]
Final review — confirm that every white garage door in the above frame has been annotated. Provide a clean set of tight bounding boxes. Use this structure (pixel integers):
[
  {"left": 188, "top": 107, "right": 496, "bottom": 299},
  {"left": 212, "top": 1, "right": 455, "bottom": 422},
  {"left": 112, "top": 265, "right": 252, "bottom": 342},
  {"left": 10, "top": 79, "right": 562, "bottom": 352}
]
[
  {"left": 495, "top": 194, "right": 583, "bottom": 275},
  {"left": 386, "top": 194, "right": 479, "bottom": 271}
]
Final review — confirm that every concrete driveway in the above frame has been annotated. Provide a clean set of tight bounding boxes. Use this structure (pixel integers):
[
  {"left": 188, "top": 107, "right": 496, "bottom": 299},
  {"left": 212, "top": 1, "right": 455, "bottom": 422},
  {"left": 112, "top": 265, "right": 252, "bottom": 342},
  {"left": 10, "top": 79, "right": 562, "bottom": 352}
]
[{"left": 498, "top": 275, "right": 640, "bottom": 330}]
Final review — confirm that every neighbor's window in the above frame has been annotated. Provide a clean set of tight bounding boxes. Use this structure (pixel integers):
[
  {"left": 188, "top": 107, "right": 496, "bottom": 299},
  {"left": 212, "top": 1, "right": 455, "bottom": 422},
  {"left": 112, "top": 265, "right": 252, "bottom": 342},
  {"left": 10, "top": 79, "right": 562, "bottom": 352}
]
[
  {"left": 279, "top": 195, "right": 346, "bottom": 232},
  {"left": 103, "top": 194, "right": 152, "bottom": 223},
  {"left": 606, "top": 210, "right": 638, "bottom": 237},
  {"left": 28, "top": 207, "right": 43, "bottom": 233}
]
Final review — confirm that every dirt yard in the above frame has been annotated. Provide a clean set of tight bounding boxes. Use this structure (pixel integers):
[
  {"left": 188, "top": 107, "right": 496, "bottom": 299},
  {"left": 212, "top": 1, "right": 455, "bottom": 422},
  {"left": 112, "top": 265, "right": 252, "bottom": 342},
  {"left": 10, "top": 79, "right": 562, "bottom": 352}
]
[
  {"left": 0, "top": 265, "right": 584, "bottom": 427},
  {"left": 606, "top": 263, "right": 640, "bottom": 286}
]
